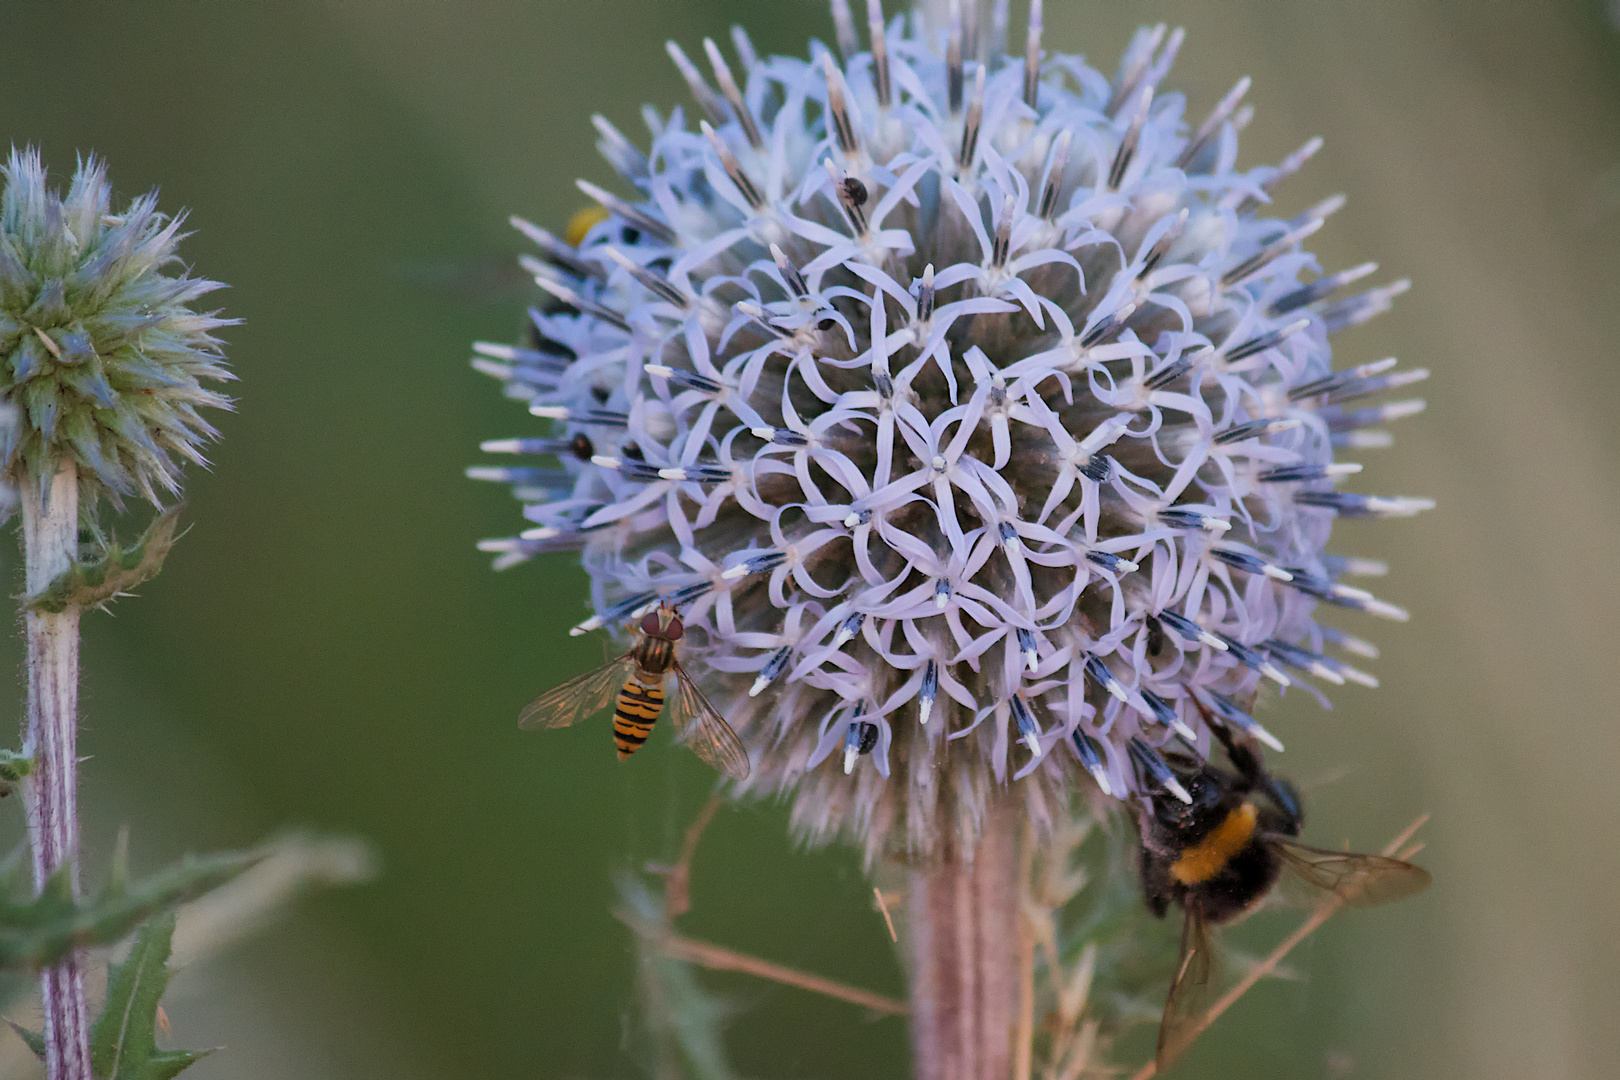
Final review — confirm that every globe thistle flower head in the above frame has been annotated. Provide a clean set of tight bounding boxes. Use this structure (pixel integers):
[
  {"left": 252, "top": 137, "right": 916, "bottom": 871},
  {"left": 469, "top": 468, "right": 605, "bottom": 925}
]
[
  {"left": 473, "top": 4, "right": 1430, "bottom": 862},
  {"left": 0, "top": 147, "right": 235, "bottom": 509}
]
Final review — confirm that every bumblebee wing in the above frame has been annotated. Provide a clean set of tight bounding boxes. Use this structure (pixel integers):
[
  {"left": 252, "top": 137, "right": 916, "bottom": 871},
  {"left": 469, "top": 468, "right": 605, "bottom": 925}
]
[
  {"left": 1157, "top": 906, "right": 1221, "bottom": 1071},
  {"left": 517, "top": 654, "right": 636, "bottom": 730},
  {"left": 668, "top": 663, "right": 751, "bottom": 781},
  {"left": 1275, "top": 839, "right": 1432, "bottom": 908}
]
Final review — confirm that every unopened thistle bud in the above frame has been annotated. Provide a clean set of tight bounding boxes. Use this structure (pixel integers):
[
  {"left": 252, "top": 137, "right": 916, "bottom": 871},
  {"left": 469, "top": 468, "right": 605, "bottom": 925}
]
[
  {"left": 0, "top": 149, "right": 235, "bottom": 508},
  {"left": 472, "top": 9, "right": 1428, "bottom": 862}
]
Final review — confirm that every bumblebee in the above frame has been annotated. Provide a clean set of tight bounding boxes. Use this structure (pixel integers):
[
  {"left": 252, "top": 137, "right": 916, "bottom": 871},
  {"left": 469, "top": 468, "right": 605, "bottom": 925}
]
[
  {"left": 519, "top": 603, "right": 750, "bottom": 780},
  {"left": 1136, "top": 715, "right": 1430, "bottom": 1070}
]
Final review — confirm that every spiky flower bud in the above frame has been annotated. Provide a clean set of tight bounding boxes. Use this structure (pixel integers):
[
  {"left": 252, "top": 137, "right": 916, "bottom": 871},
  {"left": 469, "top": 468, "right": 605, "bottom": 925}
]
[
  {"left": 0, "top": 149, "right": 234, "bottom": 509},
  {"left": 473, "top": 8, "right": 1429, "bottom": 861}
]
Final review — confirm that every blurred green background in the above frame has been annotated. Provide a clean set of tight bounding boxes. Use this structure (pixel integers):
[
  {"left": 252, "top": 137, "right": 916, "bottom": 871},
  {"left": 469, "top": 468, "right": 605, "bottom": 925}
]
[{"left": 0, "top": 1, "right": 1617, "bottom": 1077}]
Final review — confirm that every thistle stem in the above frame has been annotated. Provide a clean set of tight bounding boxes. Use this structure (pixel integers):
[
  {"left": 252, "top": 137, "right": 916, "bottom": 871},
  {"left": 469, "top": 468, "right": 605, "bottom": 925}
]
[
  {"left": 908, "top": 799, "right": 1019, "bottom": 1080},
  {"left": 21, "top": 461, "right": 91, "bottom": 1080}
]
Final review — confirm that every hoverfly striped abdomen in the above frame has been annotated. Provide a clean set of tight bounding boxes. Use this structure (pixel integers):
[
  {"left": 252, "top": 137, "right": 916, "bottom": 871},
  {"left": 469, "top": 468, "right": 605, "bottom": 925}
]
[
  {"left": 613, "top": 631, "right": 677, "bottom": 759},
  {"left": 612, "top": 674, "right": 665, "bottom": 758}
]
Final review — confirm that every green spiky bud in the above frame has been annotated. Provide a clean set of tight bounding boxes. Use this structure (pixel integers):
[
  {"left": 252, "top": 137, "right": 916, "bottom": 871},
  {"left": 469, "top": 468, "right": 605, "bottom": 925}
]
[{"left": 0, "top": 148, "right": 234, "bottom": 510}]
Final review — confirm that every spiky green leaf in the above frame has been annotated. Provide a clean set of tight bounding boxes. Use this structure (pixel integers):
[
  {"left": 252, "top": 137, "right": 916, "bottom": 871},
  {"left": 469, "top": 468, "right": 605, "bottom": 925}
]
[
  {"left": 23, "top": 506, "right": 184, "bottom": 613},
  {"left": 5, "top": 1017, "right": 45, "bottom": 1061},
  {"left": 0, "top": 844, "right": 264, "bottom": 969},
  {"left": 90, "top": 913, "right": 215, "bottom": 1080},
  {"left": 0, "top": 749, "right": 32, "bottom": 796}
]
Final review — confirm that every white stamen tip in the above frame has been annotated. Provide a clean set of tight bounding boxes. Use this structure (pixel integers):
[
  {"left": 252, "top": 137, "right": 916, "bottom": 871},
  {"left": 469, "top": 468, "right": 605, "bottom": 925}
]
[
  {"left": 1311, "top": 663, "right": 1347, "bottom": 686},
  {"left": 1262, "top": 664, "right": 1292, "bottom": 687},
  {"left": 472, "top": 341, "right": 518, "bottom": 361},
  {"left": 843, "top": 513, "right": 861, "bottom": 528},
  {"left": 751, "top": 426, "right": 775, "bottom": 440},
  {"left": 644, "top": 364, "right": 675, "bottom": 378},
  {"left": 1342, "top": 666, "right": 1380, "bottom": 688},
  {"left": 529, "top": 405, "right": 570, "bottom": 419},
  {"left": 932, "top": 455, "right": 947, "bottom": 471},
  {"left": 843, "top": 746, "right": 858, "bottom": 774},
  {"left": 1023, "top": 732, "right": 1043, "bottom": 758},
  {"left": 1252, "top": 724, "right": 1285, "bottom": 752},
  {"left": 1106, "top": 682, "right": 1127, "bottom": 703},
  {"left": 1091, "top": 767, "right": 1114, "bottom": 798},
  {"left": 1024, "top": 650, "right": 1039, "bottom": 673},
  {"left": 480, "top": 439, "right": 523, "bottom": 454},
  {"left": 658, "top": 467, "right": 686, "bottom": 481},
  {"left": 1336, "top": 634, "right": 1380, "bottom": 659},
  {"left": 919, "top": 699, "right": 933, "bottom": 726},
  {"left": 1371, "top": 496, "right": 1436, "bottom": 516},
  {"left": 1358, "top": 357, "right": 1400, "bottom": 377},
  {"left": 1366, "top": 600, "right": 1411, "bottom": 622},
  {"left": 1173, "top": 721, "right": 1198, "bottom": 742},
  {"left": 1201, "top": 632, "right": 1230, "bottom": 652},
  {"left": 570, "top": 617, "right": 603, "bottom": 637},
  {"left": 749, "top": 675, "right": 770, "bottom": 698},
  {"left": 721, "top": 564, "right": 749, "bottom": 581},
  {"left": 1262, "top": 564, "right": 1295, "bottom": 582},
  {"left": 519, "top": 527, "right": 560, "bottom": 541},
  {"left": 1205, "top": 519, "right": 1232, "bottom": 533},
  {"left": 590, "top": 455, "right": 621, "bottom": 470}
]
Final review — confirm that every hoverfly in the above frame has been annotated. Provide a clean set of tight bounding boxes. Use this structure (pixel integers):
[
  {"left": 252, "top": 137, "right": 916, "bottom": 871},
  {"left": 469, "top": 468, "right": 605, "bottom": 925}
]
[
  {"left": 518, "top": 603, "right": 750, "bottom": 780},
  {"left": 1136, "top": 714, "right": 1429, "bottom": 1070}
]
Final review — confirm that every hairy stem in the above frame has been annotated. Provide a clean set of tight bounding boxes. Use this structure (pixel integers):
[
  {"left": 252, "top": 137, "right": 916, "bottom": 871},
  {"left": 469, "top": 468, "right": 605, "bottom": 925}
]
[
  {"left": 908, "top": 798, "right": 1019, "bottom": 1080},
  {"left": 21, "top": 461, "right": 90, "bottom": 1080}
]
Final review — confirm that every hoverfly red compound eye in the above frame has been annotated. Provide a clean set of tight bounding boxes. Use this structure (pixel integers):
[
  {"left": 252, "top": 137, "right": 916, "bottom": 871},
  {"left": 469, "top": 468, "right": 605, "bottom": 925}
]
[
  {"left": 662, "top": 614, "right": 684, "bottom": 641},
  {"left": 639, "top": 611, "right": 663, "bottom": 637}
]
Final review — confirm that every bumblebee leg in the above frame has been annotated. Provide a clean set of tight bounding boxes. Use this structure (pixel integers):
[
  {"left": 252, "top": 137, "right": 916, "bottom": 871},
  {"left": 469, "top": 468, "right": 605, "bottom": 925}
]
[
  {"left": 1212, "top": 721, "right": 1268, "bottom": 788},
  {"left": 1262, "top": 775, "right": 1304, "bottom": 834},
  {"left": 1139, "top": 840, "right": 1175, "bottom": 919}
]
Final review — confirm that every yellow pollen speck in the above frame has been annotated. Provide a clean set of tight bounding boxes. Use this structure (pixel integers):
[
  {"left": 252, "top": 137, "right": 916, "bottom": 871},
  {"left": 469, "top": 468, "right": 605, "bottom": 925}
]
[
  {"left": 1170, "top": 801, "right": 1259, "bottom": 885},
  {"left": 564, "top": 206, "right": 609, "bottom": 247}
]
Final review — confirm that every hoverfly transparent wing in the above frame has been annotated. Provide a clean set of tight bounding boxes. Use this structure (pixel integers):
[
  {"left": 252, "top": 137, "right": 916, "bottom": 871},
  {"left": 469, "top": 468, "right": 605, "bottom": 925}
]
[
  {"left": 1275, "top": 840, "right": 1432, "bottom": 908},
  {"left": 668, "top": 662, "right": 751, "bottom": 780},
  {"left": 517, "top": 653, "right": 636, "bottom": 730},
  {"left": 1157, "top": 906, "right": 1221, "bottom": 1071}
]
